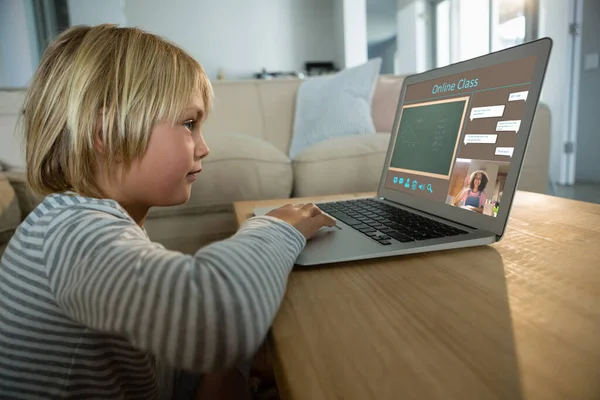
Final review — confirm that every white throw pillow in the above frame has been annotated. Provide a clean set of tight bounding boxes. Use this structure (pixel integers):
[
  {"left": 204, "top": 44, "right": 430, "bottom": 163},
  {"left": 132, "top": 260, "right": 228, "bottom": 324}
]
[{"left": 288, "top": 58, "right": 382, "bottom": 159}]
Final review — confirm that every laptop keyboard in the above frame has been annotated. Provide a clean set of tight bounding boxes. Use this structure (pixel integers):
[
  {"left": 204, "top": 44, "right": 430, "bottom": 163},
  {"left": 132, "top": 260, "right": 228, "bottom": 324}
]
[{"left": 316, "top": 198, "right": 468, "bottom": 246}]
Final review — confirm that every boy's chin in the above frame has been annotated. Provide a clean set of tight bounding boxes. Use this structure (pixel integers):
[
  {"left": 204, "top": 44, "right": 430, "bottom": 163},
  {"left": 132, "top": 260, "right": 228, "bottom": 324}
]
[
  {"left": 155, "top": 187, "right": 192, "bottom": 207},
  {"left": 174, "top": 189, "right": 193, "bottom": 205}
]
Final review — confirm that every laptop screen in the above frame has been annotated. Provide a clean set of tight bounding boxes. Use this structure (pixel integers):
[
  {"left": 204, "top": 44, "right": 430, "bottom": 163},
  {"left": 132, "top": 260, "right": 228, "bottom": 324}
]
[{"left": 383, "top": 55, "right": 537, "bottom": 218}]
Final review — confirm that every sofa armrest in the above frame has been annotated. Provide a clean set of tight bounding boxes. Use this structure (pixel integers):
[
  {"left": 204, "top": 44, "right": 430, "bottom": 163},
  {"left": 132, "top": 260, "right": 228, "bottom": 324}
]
[{"left": 4, "top": 171, "right": 43, "bottom": 221}]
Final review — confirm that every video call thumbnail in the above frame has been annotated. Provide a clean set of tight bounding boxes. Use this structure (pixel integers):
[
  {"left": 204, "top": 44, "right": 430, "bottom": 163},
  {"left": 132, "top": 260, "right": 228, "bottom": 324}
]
[{"left": 445, "top": 159, "right": 509, "bottom": 217}]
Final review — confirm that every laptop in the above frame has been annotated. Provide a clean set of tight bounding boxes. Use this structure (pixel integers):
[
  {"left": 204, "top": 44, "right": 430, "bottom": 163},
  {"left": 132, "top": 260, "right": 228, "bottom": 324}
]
[{"left": 254, "top": 38, "right": 552, "bottom": 266}]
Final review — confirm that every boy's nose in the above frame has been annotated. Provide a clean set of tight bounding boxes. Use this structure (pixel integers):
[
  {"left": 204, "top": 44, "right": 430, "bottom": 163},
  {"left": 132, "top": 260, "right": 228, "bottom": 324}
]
[{"left": 195, "top": 138, "right": 210, "bottom": 160}]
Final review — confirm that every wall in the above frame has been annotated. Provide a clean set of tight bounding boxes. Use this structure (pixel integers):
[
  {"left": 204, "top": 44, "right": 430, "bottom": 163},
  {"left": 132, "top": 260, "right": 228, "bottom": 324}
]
[
  {"left": 368, "top": 36, "right": 396, "bottom": 74},
  {"left": 333, "top": 0, "right": 368, "bottom": 70},
  {"left": 0, "top": 0, "right": 38, "bottom": 167},
  {"left": 0, "top": 0, "right": 364, "bottom": 166},
  {"left": 0, "top": 90, "right": 26, "bottom": 167},
  {"left": 367, "top": 0, "right": 397, "bottom": 74},
  {"left": 367, "top": 8, "right": 397, "bottom": 44},
  {"left": 67, "top": 0, "right": 340, "bottom": 78},
  {"left": 395, "top": 0, "right": 428, "bottom": 75},
  {"left": 333, "top": 0, "right": 346, "bottom": 69},
  {"left": 0, "top": 47, "right": 3, "bottom": 86},
  {"left": 67, "top": 0, "right": 125, "bottom": 26},
  {"left": 341, "top": 0, "right": 368, "bottom": 68},
  {"left": 0, "top": 0, "right": 38, "bottom": 88},
  {"left": 124, "top": 0, "right": 337, "bottom": 79},
  {"left": 575, "top": 0, "right": 600, "bottom": 183}
]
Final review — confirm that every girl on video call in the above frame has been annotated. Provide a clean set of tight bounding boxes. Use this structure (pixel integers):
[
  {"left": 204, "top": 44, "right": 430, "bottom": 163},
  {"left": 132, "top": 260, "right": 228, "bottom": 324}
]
[{"left": 452, "top": 170, "right": 489, "bottom": 213}]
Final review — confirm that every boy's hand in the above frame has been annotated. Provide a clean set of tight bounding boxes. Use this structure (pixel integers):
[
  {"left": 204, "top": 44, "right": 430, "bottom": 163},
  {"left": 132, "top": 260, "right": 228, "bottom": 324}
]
[{"left": 266, "top": 203, "right": 336, "bottom": 240}]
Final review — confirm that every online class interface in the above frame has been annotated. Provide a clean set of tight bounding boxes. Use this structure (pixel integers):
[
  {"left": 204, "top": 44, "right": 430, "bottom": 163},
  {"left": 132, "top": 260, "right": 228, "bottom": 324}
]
[{"left": 384, "top": 55, "right": 536, "bottom": 218}]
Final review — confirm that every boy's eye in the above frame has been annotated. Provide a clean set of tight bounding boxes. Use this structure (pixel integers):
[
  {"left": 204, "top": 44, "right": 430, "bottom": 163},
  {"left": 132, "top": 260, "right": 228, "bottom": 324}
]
[{"left": 183, "top": 120, "right": 196, "bottom": 131}]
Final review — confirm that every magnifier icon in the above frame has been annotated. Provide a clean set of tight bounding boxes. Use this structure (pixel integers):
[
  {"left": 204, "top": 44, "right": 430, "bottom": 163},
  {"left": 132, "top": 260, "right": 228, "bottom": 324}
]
[{"left": 427, "top": 184, "right": 433, "bottom": 193}]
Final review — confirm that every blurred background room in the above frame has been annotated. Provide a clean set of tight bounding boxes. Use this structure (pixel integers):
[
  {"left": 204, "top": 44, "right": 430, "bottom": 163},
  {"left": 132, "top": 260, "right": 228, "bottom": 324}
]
[{"left": 1, "top": 0, "right": 598, "bottom": 204}]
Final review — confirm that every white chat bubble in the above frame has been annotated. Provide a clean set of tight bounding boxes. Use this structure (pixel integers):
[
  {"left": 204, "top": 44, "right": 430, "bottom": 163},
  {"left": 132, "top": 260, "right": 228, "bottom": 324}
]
[
  {"left": 495, "top": 147, "right": 514, "bottom": 157},
  {"left": 470, "top": 105, "right": 505, "bottom": 121},
  {"left": 496, "top": 120, "right": 521, "bottom": 132},
  {"left": 509, "top": 91, "right": 528, "bottom": 101},
  {"left": 464, "top": 134, "right": 498, "bottom": 145}
]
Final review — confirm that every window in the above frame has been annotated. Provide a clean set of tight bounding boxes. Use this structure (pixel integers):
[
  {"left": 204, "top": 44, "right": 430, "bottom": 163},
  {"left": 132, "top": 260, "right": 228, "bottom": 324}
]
[
  {"left": 458, "top": 0, "right": 490, "bottom": 61},
  {"left": 491, "top": 0, "right": 528, "bottom": 51},
  {"left": 430, "top": 0, "right": 538, "bottom": 68}
]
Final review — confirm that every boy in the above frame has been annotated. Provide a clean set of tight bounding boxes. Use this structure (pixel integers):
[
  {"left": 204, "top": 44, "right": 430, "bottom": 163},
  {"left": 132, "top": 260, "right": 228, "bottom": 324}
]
[{"left": 0, "top": 24, "right": 334, "bottom": 399}]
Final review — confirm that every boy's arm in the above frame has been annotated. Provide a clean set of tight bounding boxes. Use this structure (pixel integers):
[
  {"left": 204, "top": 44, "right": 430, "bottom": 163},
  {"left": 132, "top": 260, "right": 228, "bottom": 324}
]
[{"left": 45, "top": 209, "right": 305, "bottom": 373}]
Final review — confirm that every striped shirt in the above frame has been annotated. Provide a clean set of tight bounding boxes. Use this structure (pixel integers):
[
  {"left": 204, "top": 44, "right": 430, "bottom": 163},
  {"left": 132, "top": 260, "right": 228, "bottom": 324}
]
[{"left": 0, "top": 192, "right": 305, "bottom": 399}]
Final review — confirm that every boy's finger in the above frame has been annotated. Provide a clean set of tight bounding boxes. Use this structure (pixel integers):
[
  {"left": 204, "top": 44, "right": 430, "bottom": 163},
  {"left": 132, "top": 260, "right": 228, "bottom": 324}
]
[
  {"left": 301, "top": 203, "right": 323, "bottom": 217},
  {"left": 299, "top": 203, "right": 317, "bottom": 213},
  {"left": 315, "top": 213, "right": 336, "bottom": 227}
]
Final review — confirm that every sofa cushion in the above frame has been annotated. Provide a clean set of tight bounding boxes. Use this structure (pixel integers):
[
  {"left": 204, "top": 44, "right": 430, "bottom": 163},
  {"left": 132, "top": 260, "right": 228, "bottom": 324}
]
[
  {"left": 372, "top": 76, "right": 404, "bottom": 133},
  {"left": 292, "top": 133, "right": 391, "bottom": 197},
  {"left": 148, "top": 133, "right": 293, "bottom": 219},
  {"left": 288, "top": 58, "right": 382, "bottom": 159},
  {"left": 0, "top": 173, "right": 21, "bottom": 247},
  {"left": 204, "top": 79, "right": 303, "bottom": 154}
]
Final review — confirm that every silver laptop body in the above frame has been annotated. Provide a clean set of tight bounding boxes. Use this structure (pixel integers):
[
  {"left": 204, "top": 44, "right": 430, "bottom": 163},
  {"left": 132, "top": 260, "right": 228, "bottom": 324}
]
[{"left": 254, "top": 38, "right": 552, "bottom": 266}]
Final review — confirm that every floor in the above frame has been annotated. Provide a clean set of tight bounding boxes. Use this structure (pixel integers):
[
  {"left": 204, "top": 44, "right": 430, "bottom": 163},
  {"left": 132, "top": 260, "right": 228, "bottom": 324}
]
[{"left": 548, "top": 182, "right": 600, "bottom": 205}]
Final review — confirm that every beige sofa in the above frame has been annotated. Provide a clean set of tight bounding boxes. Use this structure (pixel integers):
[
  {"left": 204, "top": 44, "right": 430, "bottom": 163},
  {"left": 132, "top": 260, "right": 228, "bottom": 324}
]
[{"left": 0, "top": 76, "right": 551, "bottom": 255}]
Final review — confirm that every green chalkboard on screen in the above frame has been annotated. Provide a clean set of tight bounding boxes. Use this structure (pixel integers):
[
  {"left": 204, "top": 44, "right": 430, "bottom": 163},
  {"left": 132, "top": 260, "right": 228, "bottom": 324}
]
[{"left": 390, "top": 98, "right": 468, "bottom": 178}]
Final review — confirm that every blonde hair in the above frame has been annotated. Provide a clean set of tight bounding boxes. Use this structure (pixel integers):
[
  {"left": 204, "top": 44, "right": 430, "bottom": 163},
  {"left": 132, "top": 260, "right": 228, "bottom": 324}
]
[{"left": 20, "top": 24, "right": 213, "bottom": 198}]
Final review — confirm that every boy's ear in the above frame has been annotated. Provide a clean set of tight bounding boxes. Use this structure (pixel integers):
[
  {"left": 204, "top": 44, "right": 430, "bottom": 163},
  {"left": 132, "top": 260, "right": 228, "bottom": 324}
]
[
  {"left": 94, "top": 109, "right": 123, "bottom": 162},
  {"left": 93, "top": 126, "right": 106, "bottom": 156},
  {"left": 93, "top": 109, "right": 106, "bottom": 155}
]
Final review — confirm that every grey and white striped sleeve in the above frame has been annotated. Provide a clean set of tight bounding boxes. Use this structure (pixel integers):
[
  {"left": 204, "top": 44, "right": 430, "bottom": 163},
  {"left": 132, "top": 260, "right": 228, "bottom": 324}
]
[{"left": 44, "top": 209, "right": 306, "bottom": 373}]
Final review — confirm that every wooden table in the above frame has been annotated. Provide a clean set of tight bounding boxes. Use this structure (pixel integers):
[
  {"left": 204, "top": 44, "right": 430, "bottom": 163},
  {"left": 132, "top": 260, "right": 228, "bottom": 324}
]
[{"left": 234, "top": 191, "right": 600, "bottom": 400}]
